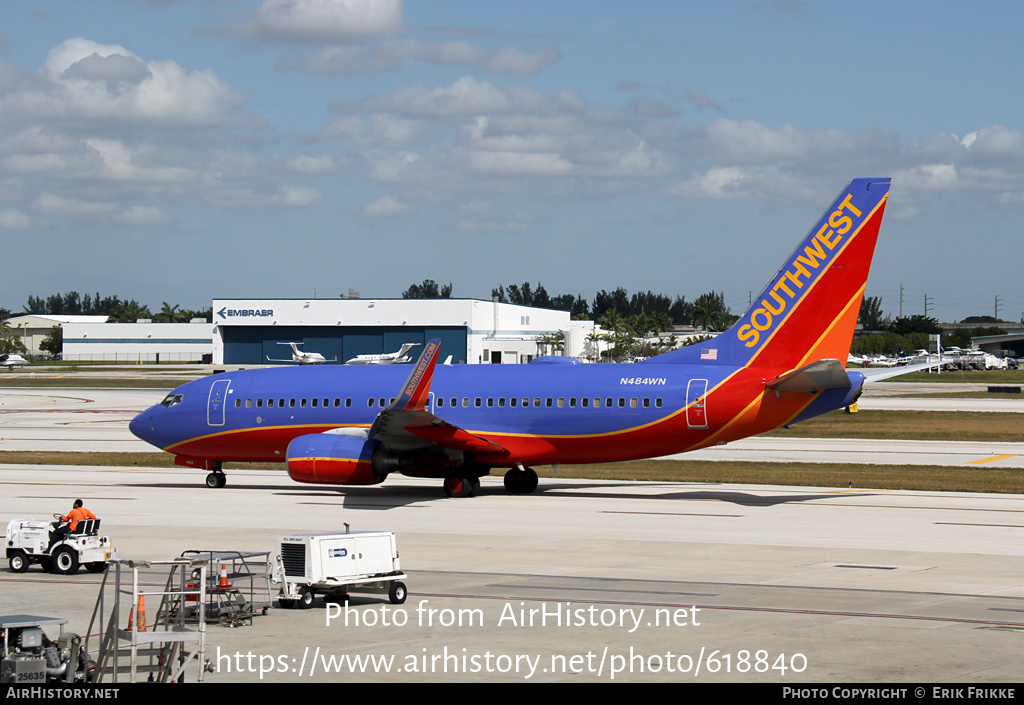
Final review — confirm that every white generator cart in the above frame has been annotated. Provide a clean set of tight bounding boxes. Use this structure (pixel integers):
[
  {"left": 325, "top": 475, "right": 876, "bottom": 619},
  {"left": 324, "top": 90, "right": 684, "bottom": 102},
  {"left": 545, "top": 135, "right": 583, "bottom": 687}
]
[
  {"left": 270, "top": 531, "right": 407, "bottom": 609},
  {"left": 5, "top": 517, "right": 114, "bottom": 575}
]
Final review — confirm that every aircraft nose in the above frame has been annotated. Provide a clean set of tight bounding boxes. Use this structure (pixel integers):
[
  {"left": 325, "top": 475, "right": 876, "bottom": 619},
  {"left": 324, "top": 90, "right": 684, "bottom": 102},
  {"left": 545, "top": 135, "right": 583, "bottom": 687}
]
[{"left": 129, "top": 409, "right": 155, "bottom": 444}]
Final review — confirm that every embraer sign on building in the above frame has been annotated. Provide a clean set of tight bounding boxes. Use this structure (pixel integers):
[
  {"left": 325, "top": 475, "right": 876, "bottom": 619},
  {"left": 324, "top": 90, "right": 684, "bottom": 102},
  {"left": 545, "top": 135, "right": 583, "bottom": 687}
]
[{"left": 217, "top": 307, "right": 274, "bottom": 319}]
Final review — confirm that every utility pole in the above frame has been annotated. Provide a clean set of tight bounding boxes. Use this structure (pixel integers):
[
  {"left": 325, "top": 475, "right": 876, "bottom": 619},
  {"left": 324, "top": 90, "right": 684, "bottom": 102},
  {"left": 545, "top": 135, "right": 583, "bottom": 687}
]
[
  {"left": 924, "top": 294, "right": 933, "bottom": 318},
  {"left": 995, "top": 295, "right": 1002, "bottom": 320},
  {"left": 899, "top": 283, "right": 904, "bottom": 319}
]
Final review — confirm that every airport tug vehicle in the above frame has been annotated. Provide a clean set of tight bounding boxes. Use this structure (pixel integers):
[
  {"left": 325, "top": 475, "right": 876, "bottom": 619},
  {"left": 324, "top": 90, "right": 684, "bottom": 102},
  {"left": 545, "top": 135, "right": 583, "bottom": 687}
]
[
  {"left": 271, "top": 530, "right": 408, "bottom": 608},
  {"left": 5, "top": 517, "right": 114, "bottom": 575}
]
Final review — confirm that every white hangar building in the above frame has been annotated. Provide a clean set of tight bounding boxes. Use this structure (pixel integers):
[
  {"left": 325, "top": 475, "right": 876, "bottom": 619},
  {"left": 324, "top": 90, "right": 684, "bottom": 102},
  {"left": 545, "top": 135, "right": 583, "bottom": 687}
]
[{"left": 212, "top": 298, "right": 599, "bottom": 366}]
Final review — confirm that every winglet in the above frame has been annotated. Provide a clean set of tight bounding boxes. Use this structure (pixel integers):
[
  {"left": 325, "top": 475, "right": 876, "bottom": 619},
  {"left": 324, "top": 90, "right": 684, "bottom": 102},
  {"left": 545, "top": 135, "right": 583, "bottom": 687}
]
[{"left": 389, "top": 338, "right": 442, "bottom": 412}]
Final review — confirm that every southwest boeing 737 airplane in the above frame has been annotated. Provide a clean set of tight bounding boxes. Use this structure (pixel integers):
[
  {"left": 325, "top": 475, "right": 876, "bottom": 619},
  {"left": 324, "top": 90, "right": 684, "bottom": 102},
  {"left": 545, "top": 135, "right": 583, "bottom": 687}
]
[{"left": 131, "top": 178, "right": 893, "bottom": 497}]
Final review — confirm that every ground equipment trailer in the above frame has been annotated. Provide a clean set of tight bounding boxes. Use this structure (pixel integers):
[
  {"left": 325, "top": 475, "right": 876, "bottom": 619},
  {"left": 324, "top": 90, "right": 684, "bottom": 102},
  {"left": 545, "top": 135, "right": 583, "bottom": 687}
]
[
  {"left": 0, "top": 615, "right": 96, "bottom": 684},
  {"left": 6, "top": 517, "right": 114, "bottom": 575},
  {"left": 271, "top": 531, "right": 407, "bottom": 608}
]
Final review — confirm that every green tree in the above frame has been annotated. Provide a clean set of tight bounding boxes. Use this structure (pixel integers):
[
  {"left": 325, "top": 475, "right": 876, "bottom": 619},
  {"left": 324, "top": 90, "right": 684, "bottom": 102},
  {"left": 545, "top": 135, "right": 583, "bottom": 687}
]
[
  {"left": 154, "top": 302, "right": 187, "bottom": 323},
  {"left": 858, "top": 295, "right": 888, "bottom": 330},
  {"left": 0, "top": 321, "right": 27, "bottom": 355},
  {"left": 403, "top": 280, "right": 453, "bottom": 298},
  {"left": 888, "top": 315, "right": 941, "bottom": 335},
  {"left": 40, "top": 326, "right": 62, "bottom": 358}
]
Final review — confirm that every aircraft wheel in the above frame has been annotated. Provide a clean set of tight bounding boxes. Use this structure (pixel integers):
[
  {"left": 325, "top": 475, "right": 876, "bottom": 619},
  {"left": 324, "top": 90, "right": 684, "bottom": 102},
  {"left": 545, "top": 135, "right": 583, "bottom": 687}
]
[
  {"left": 443, "top": 476, "right": 473, "bottom": 498},
  {"left": 205, "top": 472, "right": 226, "bottom": 488},
  {"left": 504, "top": 467, "right": 538, "bottom": 494},
  {"left": 53, "top": 546, "right": 79, "bottom": 575},
  {"left": 389, "top": 581, "right": 408, "bottom": 605},
  {"left": 9, "top": 551, "right": 29, "bottom": 573}
]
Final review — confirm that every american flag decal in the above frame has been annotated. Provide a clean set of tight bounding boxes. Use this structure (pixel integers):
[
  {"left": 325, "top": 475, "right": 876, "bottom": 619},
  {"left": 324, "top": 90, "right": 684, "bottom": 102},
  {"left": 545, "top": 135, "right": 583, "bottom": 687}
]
[{"left": 700, "top": 348, "right": 718, "bottom": 360}]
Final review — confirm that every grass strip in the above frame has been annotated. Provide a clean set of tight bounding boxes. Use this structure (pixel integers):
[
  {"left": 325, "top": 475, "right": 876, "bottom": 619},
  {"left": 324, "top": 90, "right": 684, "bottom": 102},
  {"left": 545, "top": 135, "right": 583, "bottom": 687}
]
[{"left": 1, "top": 452, "right": 1020, "bottom": 494}]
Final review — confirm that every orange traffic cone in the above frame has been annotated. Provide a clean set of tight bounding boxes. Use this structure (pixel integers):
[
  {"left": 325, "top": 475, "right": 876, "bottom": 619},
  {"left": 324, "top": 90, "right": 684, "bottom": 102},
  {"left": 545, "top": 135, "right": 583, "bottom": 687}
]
[
  {"left": 217, "top": 563, "right": 230, "bottom": 590},
  {"left": 137, "top": 595, "right": 147, "bottom": 632}
]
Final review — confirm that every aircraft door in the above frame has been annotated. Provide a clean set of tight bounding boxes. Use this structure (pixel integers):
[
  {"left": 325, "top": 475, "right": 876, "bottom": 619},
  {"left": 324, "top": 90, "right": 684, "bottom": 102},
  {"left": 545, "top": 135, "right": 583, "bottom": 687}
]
[
  {"left": 686, "top": 379, "right": 708, "bottom": 429},
  {"left": 207, "top": 379, "right": 231, "bottom": 427}
]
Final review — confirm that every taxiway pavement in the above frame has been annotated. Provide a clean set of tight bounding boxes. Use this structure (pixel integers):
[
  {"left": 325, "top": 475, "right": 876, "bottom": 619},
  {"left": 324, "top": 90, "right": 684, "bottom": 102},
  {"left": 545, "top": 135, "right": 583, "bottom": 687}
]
[{"left": 1, "top": 465, "right": 1022, "bottom": 683}]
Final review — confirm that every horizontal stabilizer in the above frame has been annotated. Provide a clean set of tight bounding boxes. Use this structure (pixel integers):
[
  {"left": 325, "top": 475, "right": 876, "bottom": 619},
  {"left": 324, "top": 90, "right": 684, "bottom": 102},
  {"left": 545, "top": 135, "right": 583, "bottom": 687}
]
[
  {"left": 860, "top": 359, "right": 942, "bottom": 382},
  {"left": 766, "top": 359, "right": 851, "bottom": 393}
]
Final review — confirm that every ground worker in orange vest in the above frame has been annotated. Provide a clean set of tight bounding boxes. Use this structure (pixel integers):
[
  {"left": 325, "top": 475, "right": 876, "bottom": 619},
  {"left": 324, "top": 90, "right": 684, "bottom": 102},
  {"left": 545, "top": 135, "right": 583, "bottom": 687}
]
[{"left": 47, "top": 499, "right": 97, "bottom": 552}]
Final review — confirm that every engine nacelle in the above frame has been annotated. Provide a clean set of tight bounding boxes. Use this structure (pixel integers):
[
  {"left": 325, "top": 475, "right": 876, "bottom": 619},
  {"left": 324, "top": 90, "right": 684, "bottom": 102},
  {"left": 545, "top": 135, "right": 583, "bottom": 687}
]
[{"left": 286, "top": 434, "right": 392, "bottom": 485}]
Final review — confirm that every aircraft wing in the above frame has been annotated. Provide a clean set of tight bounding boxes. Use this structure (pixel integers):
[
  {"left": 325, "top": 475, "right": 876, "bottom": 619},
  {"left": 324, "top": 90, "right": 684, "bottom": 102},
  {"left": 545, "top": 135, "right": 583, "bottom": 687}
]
[{"left": 367, "top": 338, "right": 509, "bottom": 454}]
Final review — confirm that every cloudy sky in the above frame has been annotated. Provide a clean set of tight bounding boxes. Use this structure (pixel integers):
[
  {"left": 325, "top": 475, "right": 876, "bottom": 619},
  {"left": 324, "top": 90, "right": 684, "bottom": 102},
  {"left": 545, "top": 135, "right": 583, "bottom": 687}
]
[{"left": 2, "top": 0, "right": 1023, "bottom": 322}]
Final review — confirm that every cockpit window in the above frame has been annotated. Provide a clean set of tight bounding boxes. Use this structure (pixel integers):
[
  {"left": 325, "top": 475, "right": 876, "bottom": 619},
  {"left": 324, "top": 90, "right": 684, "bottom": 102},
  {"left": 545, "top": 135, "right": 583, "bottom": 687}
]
[{"left": 160, "top": 393, "right": 184, "bottom": 408}]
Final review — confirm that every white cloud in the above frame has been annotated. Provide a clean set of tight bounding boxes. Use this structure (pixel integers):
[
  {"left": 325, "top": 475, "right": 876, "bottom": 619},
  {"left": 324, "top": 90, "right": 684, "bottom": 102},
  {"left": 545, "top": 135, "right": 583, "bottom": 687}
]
[
  {"left": 14, "top": 38, "right": 247, "bottom": 127},
  {"left": 381, "top": 76, "right": 512, "bottom": 116},
  {"left": 249, "top": 0, "right": 404, "bottom": 43},
  {"left": 288, "top": 154, "right": 336, "bottom": 174},
  {"left": 116, "top": 205, "right": 168, "bottom": 225},
  {"left": 487, "top": 46, "right": 562, "bottom": 76},
  {"left": 363, "top": 194, "right": 410, "bottom": 217},
  {"left": 0, "top": 209, "right": 32, "bottom": 229}
]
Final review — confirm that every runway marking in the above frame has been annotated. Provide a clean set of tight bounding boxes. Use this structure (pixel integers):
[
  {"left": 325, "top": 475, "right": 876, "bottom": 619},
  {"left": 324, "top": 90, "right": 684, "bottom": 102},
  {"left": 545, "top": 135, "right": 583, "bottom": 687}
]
[
  {"left": 968, "top": 454, "right": 1017, "bottom": 464},
  {"left": 936, "top": 522, "right": 1024, "bottom": 529},
  {"left": 411, "top": 592, "right": 1024, "bottom": 629},
  {"left": 603, "top": 510, "right": 742, "bottom": 517}
]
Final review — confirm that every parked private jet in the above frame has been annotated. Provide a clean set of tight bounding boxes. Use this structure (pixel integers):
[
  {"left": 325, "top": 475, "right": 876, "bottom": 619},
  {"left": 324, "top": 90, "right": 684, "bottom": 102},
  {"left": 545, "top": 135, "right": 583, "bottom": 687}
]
[
  {"left": 132, "top": 178, "right": 902, "bottom": 496},
  {"left": 0, "top": 353, "right": 29, "bottom": 370},
  {"left": 345, "top": 343, "right": 420, "bottom": 365},
  {"left": 265, "top": 342, "right": 336, "bottom": 365}
]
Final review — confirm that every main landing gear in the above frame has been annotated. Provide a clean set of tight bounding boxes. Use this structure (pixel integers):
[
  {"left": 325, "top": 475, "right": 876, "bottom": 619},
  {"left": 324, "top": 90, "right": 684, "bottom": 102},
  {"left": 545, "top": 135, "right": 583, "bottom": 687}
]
[
  {"left": 205, "top": 461, "right": 227, "bottom": 488},
  {"left": 443, "top": 465, "right": 539, "bottom": 497},
  {"left": 443, "top": 475, "right": 480, "bottom": 498},
  {"left": 503, "top": 465, "right": 538, "bottom": 495}
]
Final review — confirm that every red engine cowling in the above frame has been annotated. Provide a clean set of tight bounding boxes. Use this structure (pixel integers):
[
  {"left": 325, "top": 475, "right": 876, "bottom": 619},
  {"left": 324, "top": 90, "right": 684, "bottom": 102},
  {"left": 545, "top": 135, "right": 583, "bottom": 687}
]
[{"left": 286, "top": 434, "right": 388, "bottom": 485}]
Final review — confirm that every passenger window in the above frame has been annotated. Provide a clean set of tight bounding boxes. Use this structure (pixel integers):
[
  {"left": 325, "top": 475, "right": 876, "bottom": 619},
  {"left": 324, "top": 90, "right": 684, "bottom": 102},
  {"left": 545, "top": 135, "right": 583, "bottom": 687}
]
[
  {"left": 569, "top": 398, "right": 576, "bottom": 408},
  {"left": 534, "top": 398, "right": 541, "bottom": 407},
  {"left": 346, "top": 398, "right": 352, "bottom": 407},
  {"left": 594, "top": 398, "right": 601, "bottom": 408},
  {"left": 234, "top": 399, "right": 241, "bottom": 408},
  {"left": 245, "top": 399, "right": 252, "bottom": 408},
  {"left": 279, "top": 399, "right": 285, "bottom": 408},
  {"left": 267, "top": 399, "right": 274, "bottom": 408},
  {"left": 498, "top": 398, "right": 505, "bottom": 407},
  {"left": 463, "top": 398, "right": 469, "bottom": 408},
  {"left": 643, "top": 398, "right": 650, "bottom": 408},
  {"left": 300, "top": 398, "right": 307, "bottom": 407},
  {"left": 582, "top": 398, "right": 589, "bottom": 408},
  {"left": 510, "top": 398, "right": 517, "bottom": 407},
  {"left": 256, "top": 398, "right": 263, "bottom": 408},
  {"left": 475, "top": 398, "right": 482, "bottom": 407},
  {"left": 630, "top": 398, "right": 637, "bottom": 408},
  {"left": 289, "top": 399, "right": 296, "bottom": 408},
  {"left": 367, "top": 398, "right": 374, "bottom": 408},
  {"left": 557, "top": 398, "right": 564, "bottom": 408},
  {"left": 546, "top": 398, "right": 553, "bottom": 407},
  {"left": 656, "top": 398, "right": 663, "bottom": 408},
  {"left": 606, "top": 398, "right": 613, "bottom": 408},
  {"left": 379, "top": 397, "right": 386, "bottom": 407},
  {"left": 618, "top": 398, "right": 625, "bottom": 407},
  {"left": 311, "top": 398, "right": 318, "bottom": 408},
  {"left": 437, "top": 398, "right": 444, "bottom": 408}
]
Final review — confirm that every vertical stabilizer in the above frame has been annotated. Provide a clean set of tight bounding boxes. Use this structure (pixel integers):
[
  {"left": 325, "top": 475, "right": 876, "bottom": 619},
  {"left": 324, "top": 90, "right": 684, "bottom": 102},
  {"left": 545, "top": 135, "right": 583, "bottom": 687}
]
[{"left": 652, "top": 178, "right": 890, "bottom": 370}]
